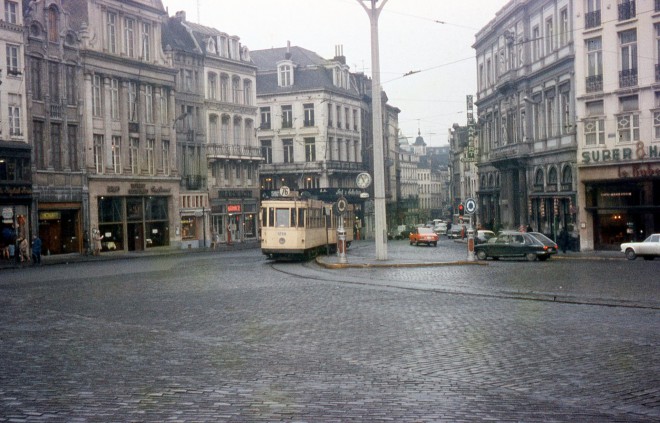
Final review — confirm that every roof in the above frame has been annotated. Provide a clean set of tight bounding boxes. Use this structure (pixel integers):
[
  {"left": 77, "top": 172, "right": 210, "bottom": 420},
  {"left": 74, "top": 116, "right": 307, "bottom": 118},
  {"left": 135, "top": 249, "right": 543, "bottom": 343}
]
[{"left": 251, "top": 46, "right": 328, "bottom": 71}]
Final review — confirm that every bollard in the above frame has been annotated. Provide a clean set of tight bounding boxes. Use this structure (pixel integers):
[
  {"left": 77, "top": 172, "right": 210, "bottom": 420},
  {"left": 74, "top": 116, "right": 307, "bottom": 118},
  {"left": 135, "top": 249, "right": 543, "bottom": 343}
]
[
  {"left": 467, "top": 226, "right": 475, "bottom": 262},
  {"left": 337, "top": 228, "right": 348, "bottom": 264}
]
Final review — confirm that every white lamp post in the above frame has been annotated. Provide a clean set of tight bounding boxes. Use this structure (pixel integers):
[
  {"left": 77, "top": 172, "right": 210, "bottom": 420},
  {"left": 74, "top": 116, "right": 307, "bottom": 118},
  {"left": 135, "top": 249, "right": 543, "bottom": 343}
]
[{"left": 356, "top": 0, "right": 389, "bottom": 260}]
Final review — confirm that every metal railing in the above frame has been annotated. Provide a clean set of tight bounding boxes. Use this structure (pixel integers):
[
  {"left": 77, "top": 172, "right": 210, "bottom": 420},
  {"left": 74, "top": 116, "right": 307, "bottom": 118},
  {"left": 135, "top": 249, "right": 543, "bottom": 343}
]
[
  {"left": 205, "top": 144, "right": 261, "bottom": 159},
  {"left": 619, "top": 68, "right": 637, "bottom": 88},
  {"left": 585, "top": 10, "right": 601, "bottom": 28},
  {"left": 586, "top": 75, "right": 603, "bottom": 93}
]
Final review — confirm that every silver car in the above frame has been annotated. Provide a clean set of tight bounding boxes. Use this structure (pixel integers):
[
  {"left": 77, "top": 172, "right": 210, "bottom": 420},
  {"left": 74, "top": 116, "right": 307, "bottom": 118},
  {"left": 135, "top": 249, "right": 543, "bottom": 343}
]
[{"left": 620, "top": 234, "right": 660, "bottom": 260}]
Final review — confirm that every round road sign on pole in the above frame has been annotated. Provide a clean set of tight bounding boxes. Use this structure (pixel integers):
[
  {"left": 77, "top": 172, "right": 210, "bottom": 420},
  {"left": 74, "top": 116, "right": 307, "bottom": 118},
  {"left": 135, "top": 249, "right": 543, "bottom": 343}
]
[{"left": 465, "top": 198, "right": 477, "bottom": 214}]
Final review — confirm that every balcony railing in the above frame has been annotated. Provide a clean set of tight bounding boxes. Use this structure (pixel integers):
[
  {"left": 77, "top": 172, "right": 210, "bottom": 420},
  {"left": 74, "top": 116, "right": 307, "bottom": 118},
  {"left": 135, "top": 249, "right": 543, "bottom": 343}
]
[
  {"left": 618, "top": 0, "right": 636, "bottom": 21},
  {"left": 586, "top": 75, "right": 603, "bottom": 93},
  {"left": 325, "top": 160, "right": 364, "bottom": 172},
  {"left": 619, "top": 68, "right": 638, "bottom": 88},
  {"left": 585, "top": 10, "right": 601, "bottom": 28},
  {"left": 184, "top": 175, "right": 205, "bottom": 190},
  {"left": 205, "top": 144, "right": 262, "bottom": 159},
  {"left": 50, "top": 102, "right": 62, "bottom": 119}
]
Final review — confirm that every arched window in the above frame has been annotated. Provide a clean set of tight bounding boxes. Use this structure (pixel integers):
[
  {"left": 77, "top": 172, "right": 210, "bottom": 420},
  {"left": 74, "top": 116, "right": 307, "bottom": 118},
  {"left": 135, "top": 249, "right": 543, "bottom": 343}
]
[
  {"left": 209, "top": 115, "right": 218, "bottom": 143},
  {"left": 48, "top": 6, "right": 59, "bottom": 43},
  {"left": 535, "top": 168, "right": 544, "bottom": 186},
  {"left": 233, "top": 116, "right": 242, "bottom": 144},
  {"left": 488, "top": 174, "right": 494, "bottom": 187},
  {"left": 221, "top": 115, "right": 230, "bottom": 144},
  {"left": 231, "top": 77, "right": 240, "bottom": 103},
  {"left": 561, "top": 165, "right": 572, "bottom": 184},
  {"left": 245, "top": 119, "right": 254, "bottom": 145},
  {"left": 548, "top": 166, "right": 558, "bottom": 185}
]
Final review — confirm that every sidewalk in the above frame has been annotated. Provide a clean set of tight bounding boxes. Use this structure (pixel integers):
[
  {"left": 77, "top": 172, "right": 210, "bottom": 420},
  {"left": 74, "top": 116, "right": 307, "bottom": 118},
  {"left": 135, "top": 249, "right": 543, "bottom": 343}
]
[
  {"left": 316, "top": 239, "right": 625, "bottom": 269},
  {"left": 0, "top": 241, "right": 260, "bottom": 271}
]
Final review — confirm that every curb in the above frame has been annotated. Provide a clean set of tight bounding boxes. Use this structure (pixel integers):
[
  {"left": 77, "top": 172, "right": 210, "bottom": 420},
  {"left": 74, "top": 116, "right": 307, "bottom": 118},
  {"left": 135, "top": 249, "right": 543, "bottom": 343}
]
[{"left": 315, "top": 257, "right": 489, "bottom": 269}]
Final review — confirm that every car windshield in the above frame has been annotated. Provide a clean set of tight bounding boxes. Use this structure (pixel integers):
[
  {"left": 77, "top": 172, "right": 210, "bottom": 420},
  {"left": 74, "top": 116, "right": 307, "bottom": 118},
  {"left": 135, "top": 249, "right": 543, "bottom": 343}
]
[{"left": 418, "top": 228, "right": 433, "bottom": 234}]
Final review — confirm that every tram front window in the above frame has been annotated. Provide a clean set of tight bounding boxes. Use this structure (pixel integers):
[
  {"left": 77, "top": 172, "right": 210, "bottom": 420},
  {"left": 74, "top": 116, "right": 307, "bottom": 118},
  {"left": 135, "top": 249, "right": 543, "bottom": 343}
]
[{"left": 276, "top": 208, "right": 290, "bottom": 227}]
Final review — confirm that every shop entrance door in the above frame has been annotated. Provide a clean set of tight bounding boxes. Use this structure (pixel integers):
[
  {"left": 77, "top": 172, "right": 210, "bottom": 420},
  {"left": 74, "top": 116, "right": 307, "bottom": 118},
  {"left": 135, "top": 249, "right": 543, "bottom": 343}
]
[{"left": 128, "top": 223, "right": 144, "bottom": 251}]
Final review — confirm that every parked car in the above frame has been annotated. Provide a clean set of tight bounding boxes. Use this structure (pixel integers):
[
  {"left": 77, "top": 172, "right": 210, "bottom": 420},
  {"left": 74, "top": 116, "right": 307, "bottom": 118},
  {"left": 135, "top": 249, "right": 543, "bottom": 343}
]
[
  {"left": 620, "top": 234, "right": 660, "bottom": 260},
  {"left": 476, "top": 230, "right": 496, "bottom": 244},
  {"left": 409, "top": 227, "right": 439, "bottom": 247},
  {"left": 474, "top": 230, "right": 558, "bottom": 261},
  {"left": 389, "top": 225, "right": 410, "bottom": 240}
]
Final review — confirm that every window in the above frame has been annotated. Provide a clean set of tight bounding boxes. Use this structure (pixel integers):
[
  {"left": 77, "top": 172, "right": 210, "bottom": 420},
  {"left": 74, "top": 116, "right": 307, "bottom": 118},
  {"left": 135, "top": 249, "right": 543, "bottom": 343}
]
[
  {"left": 532, "top": 26, "right": 540, "bottom": 61},
  {"left": 128, "top": 81, "right": 138, "bottom": 122},
  {"left": 281, "top": 105, "right": 293, "bottom": 128},
  {"left": 208, "top": 73, "right": 217, "bottom": 99},
  {"left": 327, "top": 103, "right": 333, "bottom": 127},
  {"left": 8, "top": 95, "right": 21, "bottom": 136},
  {"left": 548, "top": 167, "right": 558, "bottom": 186},
  {"left": 5, "top": 1, "right": 17, "bottom": 24},
  {"left": 93, "top": 134, "right": 104, "bottom": 173},
  {"left": 129, "top": 137, "right": 139, "bottom": 174},
  {"left": 303, "top": 103, "right": 314, "bottom": 126},
  {"left": 141, "top": 22, "right": 151, "bottom": 61},
  {"left": 124, "top": 18, "right": 135, "bottom": 58},
  {"left": 220, "top": 74, "right": 228, "bottom": 101},
  {"left": 586, "top": 0, "right": 601, "bottom": 28},
  {"left": 68, "top": 125, "right": 78, "bottom": 171},
  {"left": 65, "top": 65, "right": 76, "bottom": 105},
  {"left": 145, "top": 85, "right": 153, "bottom": 123},
  {"left": 278, "top": 64, "right": 292, "bottom": 87},
  {"left": 283, "top": 139, "right": 293, "bottom": 163},
  {"left": 345, "top": 107, "right": 350, "bottom": 129},
  {"left": 584, "top": 101, "right": 604, "bottom": 145},
  {"left": 48, "top": 6, "right": 58, "bottom": 42},
  {"left": 146, "top": 139, "right": 155, "bottom": 175},
  {"left": 243, "top": 80, "right": 252, "bottom": 105},
  {"left": 586, "top": 37, "right": 603, "bottom": 92},
  {"left": 232, "top": 77, "right": 240, "bottom": 103},
  {"left": 184, "top": 69, "right": 193, "bottom": 92},
  {"left": 92, "top": 75, "right": 102, "bottom": 117},
  {"left": 49, "top": 62, "right": 59, "bottom": 100},
  {"left": 336, "top": 105, "right": 342, "bottom": 128},
  {"left": 545, "top": 18, "right": 554, "bottom": 53},
  {"left": 233, "top": 117, "right": 242, "bottom": 144},
  {"left": 559, "top": 8, "right": 569, "bottom": 47},
  {"left": 107, "top": 12, "right": 117, "bottom": 53},
  {"left": 31, "top": 58, "right": 42, "bottom": 100},
  {"left": 535, "top": 169, "right": 544, "bottom": 186},
  {"left": 209, "top": 115, "right": 218, "bottom": 143},
  {"left": 161, "top": 140, "right": 169, "bottom": 175},
  {"left": 50, "top": 124, "right": 61, "bottom": 170},
  {"left": 261, "top": 139, "right": 272, "bottom": 164},
  {"left": 619, "top": 30, "right": 637, "bottom": 88},
  {"left": 111, "top": 136, "right": 122, "bottom": 173},
  {"left": 305, "top": 138, "right": 316, "bottom": 162},
  {"left": 34, "top": 121, "right": 45, "bottom": 168},
  {"left": 6, "top": 44, "right": 19, "bottom": 75},
  {"left": 260, "top": 107, "right": 271, "bottom": 129},
  {"left": 545, "top": 91, "right": 555, "bottom": 138},
  {"left": 110, "top": 78, "right": 119, "bottom": 120},
  {"left": 560, "top": 87, "right": 571, "bottom": 134},
  {"left": 617, "top": 95, "right": 639, "bottom": 143},
  {"left": 618, "top": 0, "right": 636, "bottom": 21}
]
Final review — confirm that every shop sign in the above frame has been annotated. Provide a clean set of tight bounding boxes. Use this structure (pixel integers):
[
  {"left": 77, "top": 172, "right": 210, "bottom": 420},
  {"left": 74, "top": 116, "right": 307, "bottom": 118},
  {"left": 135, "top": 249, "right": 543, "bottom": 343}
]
[
  {"left": 617, "top": 163, "right": 660, "bottom": 178},
  {"left": 581, "top": 142, "right": 658, "bottom": 164},
  {"left": 0, "top": 185, "right": 32, "bottom": 196},
  {"left": 1, "top": 207, "right": 12, "bottom": 220},
  {"left": 128, "top": 183, "right": 149, "bottom": 195},
  {"left": 107, "top": 186, "right": 120, "bottom": 193},
  {"left": 227, "top": 204, "right": 241, "bottom": 213},
  {"left": 218, "top": 189, "right": 254, "bottom": 199},
  {"left": 151, "top": 186, "right": 171, "bottom": 194},
  {"left": 39, "top": 211, "right": 61, "bottom": 220}
]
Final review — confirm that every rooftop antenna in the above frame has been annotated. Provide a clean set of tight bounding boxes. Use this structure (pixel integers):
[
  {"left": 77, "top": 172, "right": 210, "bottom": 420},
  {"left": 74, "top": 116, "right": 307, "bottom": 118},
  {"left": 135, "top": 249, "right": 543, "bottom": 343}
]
[{"left": 196, "top": 0, "right": 201, "bottom": 24}]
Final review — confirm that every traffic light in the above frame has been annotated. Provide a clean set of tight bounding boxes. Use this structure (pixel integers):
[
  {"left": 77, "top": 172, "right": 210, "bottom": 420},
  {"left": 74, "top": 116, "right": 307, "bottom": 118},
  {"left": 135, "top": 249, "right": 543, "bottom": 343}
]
[{"left": 458, "top": 203, "right": 465, "bottom": 217}]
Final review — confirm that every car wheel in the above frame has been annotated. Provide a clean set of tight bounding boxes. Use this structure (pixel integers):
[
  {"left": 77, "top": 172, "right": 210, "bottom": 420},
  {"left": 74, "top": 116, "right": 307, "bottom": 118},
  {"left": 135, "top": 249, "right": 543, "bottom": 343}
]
[
  {"left": 526, "top": 253, "right": 537, "bottom": 262},
  {"left": 625, "top": 248, "right": 637, "bottom": 261},
  {"left": 476, "top": 250, "right": 487, "bottom": 260}
]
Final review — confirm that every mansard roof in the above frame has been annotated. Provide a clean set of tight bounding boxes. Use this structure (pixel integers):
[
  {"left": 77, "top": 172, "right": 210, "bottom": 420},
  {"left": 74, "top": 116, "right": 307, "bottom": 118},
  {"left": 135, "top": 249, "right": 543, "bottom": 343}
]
[{"left": 251, "top": 46, "right": 359, "bottom": 98}]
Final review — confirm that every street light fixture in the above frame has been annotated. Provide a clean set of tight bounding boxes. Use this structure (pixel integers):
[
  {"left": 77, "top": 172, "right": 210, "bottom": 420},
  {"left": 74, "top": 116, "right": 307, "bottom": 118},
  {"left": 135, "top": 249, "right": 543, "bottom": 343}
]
[{"left": 356, "top": 0, "right": 389, "bottom": 260}]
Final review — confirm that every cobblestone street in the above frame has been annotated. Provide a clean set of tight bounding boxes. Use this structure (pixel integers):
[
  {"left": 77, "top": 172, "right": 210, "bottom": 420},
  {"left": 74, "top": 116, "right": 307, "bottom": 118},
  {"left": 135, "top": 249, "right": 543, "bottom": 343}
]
[{"left": 0, "top": 240, "right": 658, "bottom": 422}]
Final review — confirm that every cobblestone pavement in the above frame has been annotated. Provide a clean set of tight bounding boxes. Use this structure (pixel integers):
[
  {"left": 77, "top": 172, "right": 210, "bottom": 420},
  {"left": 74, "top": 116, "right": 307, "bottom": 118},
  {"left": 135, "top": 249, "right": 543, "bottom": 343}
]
[{"left": 0, "top": 240, "right": 658, "bottom": 422}]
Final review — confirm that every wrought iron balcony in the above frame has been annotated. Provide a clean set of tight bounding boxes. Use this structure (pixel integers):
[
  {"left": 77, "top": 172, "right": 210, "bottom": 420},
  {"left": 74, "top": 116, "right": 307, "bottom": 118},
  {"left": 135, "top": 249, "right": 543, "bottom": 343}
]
[
  {"left": 619, "top": 68, "right": 637, "bottom": 88},
  {"left": 586, "top": 75, "right": 603, "bottom": 93},
  {"left": 618, "top": 0, "right": 635, "bottom": 21},
  {"left": 585, "top": 10, "right": 601, "bottom": 29},
  {"left": 183, "top": 175, "right": 205, "bottom": 190}
]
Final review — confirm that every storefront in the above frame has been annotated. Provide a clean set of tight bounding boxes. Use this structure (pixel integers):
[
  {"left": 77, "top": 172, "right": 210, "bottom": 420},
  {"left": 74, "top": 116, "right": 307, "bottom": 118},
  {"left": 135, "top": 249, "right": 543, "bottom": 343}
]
[
  {"left": 89, "top": 181, "right": 179, "bottom": 252},
  {"left": 37, "top": 205, "right": 82, "bottom": 255},
  {"left": 579, "top": 161, "right": 660, "bottom": 250},
  {"left": 1, "top": 142, "right": 32, "bottom": 260},
  {"left": 179, "top": 193, "right": 209, "bottom": 249},
  {"left": 211, "top": 189, "right": 259, "bottom": 244}
]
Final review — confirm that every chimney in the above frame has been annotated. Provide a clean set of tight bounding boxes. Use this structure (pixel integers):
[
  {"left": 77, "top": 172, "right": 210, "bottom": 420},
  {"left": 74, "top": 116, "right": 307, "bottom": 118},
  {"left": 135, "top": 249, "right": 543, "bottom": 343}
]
[
  {"left": 285, "top": 40, "right": 292, "bottom": 60},
  {"left": 334, "top": 44, "right": 346, "bottom": 64},
  {"left": 175, "top": 11, "right": 186, "bottom": 21}
]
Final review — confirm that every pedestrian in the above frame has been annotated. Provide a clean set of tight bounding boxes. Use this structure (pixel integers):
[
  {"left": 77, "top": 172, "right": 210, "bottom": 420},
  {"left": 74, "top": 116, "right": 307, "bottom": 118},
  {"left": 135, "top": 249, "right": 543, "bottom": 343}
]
[
  {"left": 31, "top": 234, "right": 42, "bottom": 265},
  {"left": 559, "top": 227, "right": 569, "bottom": 253},
  {"left": 92, "top": 228, "right": 103, "bottom": 255},
  {"left": 211, "top": 231, "right": 219, "bottom": 250},
  {"left": 19, "top": 236, "right": 30, "bottom": 264},
  {"left": 526, "top": 224, "right": 533, "bottom": 233},
  {"left": 83, "top": 230, "right": 90, "bottom": 256}
]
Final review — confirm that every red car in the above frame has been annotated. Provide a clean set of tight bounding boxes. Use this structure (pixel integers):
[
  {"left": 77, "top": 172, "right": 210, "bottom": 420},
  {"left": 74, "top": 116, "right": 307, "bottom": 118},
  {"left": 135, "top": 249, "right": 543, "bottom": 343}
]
[{"left": 409, "top": 227, "right": 439, "bottom": 247}]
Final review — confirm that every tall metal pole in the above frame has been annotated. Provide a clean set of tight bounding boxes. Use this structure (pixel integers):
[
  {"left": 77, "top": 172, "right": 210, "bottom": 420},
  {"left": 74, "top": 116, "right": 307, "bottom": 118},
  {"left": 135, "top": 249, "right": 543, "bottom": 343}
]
[{"left": 357, "top": 0, "right": 389, "bottom": 260}]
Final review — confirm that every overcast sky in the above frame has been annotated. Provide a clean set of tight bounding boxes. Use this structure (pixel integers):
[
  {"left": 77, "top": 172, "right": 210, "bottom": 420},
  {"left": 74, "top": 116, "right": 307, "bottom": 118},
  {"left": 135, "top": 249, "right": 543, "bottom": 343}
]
[{"left": 161, "top": 0, "right": 509, "bottom": 146}]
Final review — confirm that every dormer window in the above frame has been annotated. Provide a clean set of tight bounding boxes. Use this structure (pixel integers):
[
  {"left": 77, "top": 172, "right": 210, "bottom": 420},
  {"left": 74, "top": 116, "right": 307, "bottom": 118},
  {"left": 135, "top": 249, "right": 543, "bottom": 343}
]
[
  {"left": 278, "top": 63, "right": 293, "bottom": 87},
  {"left": 207, "top": 38, "right": 217, "bottom": 54}
]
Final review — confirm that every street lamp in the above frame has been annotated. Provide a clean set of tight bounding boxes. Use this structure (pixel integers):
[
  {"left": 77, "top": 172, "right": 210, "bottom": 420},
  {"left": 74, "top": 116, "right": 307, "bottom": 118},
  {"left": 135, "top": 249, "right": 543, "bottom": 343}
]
[{"left": 356, "top": 0, "right": 389, "bottom": 260}]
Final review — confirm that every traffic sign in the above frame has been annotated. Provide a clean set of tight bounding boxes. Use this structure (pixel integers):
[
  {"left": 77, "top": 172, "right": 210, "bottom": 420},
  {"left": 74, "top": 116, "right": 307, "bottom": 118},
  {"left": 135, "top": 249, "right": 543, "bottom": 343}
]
[
  {"left": 336, "top": 197, "right": 347, "bottom": 213},
  {"left": 465, "top": 198, "right": 477, "bottom": 214},
  {"left": 279, "top": 186, "right": 290, "bottom": 197}
]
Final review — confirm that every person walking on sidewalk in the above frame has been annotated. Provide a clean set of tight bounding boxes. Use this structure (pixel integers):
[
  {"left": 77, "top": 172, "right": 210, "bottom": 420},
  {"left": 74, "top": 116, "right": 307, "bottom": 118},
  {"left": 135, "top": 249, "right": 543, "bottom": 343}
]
[
  {"left": 92, "top": 228, "right": 103, "bottom": 255},
  {"left": 31, "top": 234, "right": 42, "bottom": 265}
]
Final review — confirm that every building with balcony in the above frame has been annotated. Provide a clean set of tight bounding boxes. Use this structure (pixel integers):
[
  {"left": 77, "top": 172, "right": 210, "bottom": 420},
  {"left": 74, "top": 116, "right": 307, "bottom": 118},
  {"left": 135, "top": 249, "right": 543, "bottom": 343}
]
[
  {"left": 575, "top": 0, "right": 660, "bottom": 250},
  {"left": 65, "top": 0, "right": 179, "bottom": 253},
  {"left": 474, "top": 0, "right": 577, "bottom": 237},
  {"left": 164, "top": 11, "right": 259, "bottom": 247},
  {"left": 251, "top": 44, "right": 366, "bottom": 205},
  {"left": 0, "top": 0, "right": 30, "bottom": 254}
]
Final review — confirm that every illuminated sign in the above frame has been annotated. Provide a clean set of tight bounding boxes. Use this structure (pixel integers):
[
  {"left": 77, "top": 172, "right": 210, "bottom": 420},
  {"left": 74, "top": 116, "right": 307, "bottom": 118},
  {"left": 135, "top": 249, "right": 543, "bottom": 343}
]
[{"left": 227, "top": 204, "right": 241, "bottom": 213}]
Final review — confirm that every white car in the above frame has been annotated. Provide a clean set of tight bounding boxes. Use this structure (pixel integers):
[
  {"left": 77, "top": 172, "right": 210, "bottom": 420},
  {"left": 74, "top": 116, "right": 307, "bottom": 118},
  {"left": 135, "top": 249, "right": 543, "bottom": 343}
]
[
  {"left": 620, "top": 234, "right": 660, "bottom": 260},
  {"left": 433, "top": 222, "right": 447, "bottom": 235}
]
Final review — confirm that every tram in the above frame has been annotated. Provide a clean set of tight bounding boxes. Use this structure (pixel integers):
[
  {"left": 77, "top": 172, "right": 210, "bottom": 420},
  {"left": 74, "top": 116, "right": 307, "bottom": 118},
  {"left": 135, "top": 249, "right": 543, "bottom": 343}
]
[{"left": 260, "top": 197, "right": 354, "bottom": 260}]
